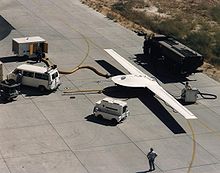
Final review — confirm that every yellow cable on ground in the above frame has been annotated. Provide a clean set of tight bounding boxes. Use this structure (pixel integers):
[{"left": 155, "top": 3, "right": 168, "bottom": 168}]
[
  {"left": 63, "top": 89, "right": 103, "bottom": 94},
  {"left": 186, "top": 120, "right": 196, "bottom": 173}
]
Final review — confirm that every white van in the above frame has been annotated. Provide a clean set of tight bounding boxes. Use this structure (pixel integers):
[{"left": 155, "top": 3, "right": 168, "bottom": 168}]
[
  {"left": 93, "top": 97, "right": 129, "bottom": 123},
  {"left": 7, "top": 64, "right": 60, "bottom": 91}
]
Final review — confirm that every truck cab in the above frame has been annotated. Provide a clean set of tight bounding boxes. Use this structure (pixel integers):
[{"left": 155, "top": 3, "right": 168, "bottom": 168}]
[{"left": 93, "top": 97, "right": 129, "bottom": 124}]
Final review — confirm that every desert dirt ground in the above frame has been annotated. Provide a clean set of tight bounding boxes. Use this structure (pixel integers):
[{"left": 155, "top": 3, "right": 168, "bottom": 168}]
[{"left": 81, "top": 0, "right": 220, "bottom": 82}]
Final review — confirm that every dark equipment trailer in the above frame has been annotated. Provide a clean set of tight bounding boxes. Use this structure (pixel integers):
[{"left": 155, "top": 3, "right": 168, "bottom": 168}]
[
  {"left": 143, "top": 35, "right": 204, "bottom": 76},
  {"left": 0, "top": 80, "right": 20, "bottom": 101}
]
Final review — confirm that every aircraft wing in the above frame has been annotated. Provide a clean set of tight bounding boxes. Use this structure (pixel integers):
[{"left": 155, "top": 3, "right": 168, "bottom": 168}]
[
  {"left": 104, "top": 49, "right": 146, "bottom": 76},
  {"left": 146, "top": 79, "right": 197, "bottom": 119},
  {"left": 104, "top": 49, "right": 197, "bottom": 119}
]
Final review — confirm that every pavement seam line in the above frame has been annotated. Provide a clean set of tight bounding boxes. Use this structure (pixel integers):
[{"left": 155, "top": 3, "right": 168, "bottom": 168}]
[
  {"left": 186, "top": 119, "right": 196, "bottom": 173},
  {"left": 0, "top": 150, "right": 13, "bottom": 173},
  {"left": 30, "top": 98, "right": 90, "bottom": 173}
]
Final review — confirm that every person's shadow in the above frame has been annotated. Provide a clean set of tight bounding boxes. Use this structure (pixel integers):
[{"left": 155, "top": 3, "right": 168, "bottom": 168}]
[{"left": 136, "top": 170, "right": 152, "bottom": 173}]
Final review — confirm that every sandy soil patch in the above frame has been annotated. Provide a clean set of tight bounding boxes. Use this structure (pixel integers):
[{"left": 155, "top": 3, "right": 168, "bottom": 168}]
[{"left": 81, "top": 0, "right": 220, "bottom": 82}]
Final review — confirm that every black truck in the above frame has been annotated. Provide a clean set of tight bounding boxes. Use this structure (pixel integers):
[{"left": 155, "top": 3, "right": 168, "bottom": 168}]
[{"left": 143, "top": 34, "right": 204, "bottom": 76}]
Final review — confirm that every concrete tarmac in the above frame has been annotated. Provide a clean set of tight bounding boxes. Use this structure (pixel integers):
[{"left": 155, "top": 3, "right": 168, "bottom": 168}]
[{"left": 0, "top": 0, "right": 220, "bottom": 172}]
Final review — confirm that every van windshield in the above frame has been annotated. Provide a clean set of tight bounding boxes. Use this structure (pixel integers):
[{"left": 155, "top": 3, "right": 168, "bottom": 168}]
[
  {"left": 13, "top": 69, "right": 21, "bottom": 74},
  {"left": 123, "top": 106, "right": 128, "bottom": 113}
]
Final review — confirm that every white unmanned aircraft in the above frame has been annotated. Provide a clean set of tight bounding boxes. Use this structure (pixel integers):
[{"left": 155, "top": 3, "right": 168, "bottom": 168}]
[{"left": 104, "top": 49, "right": 197, "bottom": 119}]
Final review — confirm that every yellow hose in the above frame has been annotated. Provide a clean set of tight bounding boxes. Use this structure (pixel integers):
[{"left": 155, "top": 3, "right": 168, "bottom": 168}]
[
  {"left": 42, "top": 58, "right": 109, "bottom": 78},
  {"left": 63, "top": 89, "right": 103, "bottom": 94}
]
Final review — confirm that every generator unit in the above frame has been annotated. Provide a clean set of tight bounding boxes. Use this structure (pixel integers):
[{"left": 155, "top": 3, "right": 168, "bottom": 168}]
[
  {"left": 143, "top": 34, "right": 204, "bottom": 76},
  {"left": 181, "top": 87, "right": 199, "bottom": 103},
  {"left": 12, "top": 36, "right": 48, "bottom": 58}
]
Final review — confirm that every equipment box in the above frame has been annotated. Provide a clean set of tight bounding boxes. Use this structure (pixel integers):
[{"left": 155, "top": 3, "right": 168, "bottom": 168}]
[{"left": 181, "top": 88, "right": 199, "bottom": 103}]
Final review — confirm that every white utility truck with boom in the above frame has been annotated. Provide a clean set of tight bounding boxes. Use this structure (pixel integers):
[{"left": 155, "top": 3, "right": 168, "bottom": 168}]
[{"left": 93, "top": 97, "right": 129, "bottom": 124}]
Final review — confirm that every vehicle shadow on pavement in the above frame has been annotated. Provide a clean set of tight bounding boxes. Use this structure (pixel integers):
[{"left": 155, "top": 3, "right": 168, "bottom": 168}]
[
  {"left": 0, "top": 98, "right": 17, "bottom": 104},
  {"left": 85, "top": 114, "right": 118, "bottom": 126},
  {"left": 95, "top": 59, "right": 124, "bottom": 77},
  {"left": 20, "top": 86, "right": 51, "bottom": 97},
  {"left": 0, "top": 56, "right": 43, "bottom": 64},
  {"left": 0, "top": 56, "right": 27, "bottom": 63}
]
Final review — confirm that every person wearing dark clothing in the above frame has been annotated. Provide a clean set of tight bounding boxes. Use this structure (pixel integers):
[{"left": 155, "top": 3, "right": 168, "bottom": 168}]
[
  {"left": 16, "top": 71, "right": 23, "bottom": 84},
  {"left": 147, "top": 148, "right": 157, "bottom": 171}
]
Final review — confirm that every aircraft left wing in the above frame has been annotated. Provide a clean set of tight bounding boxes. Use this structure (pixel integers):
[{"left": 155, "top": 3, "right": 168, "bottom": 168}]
[
  {"left": 104, "top": 49, "right": 146, "bottom": 76},
  {"left": 104, "top": 49, "right": 197, "bottom": 119}
]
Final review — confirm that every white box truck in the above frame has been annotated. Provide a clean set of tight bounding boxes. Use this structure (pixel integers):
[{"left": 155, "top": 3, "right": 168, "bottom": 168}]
[
  {"left": 12, "top": 36, "right": 48, "bottom": 58},
  {"left": 93, "top": 97, "right": 129, "bottom": 124}
]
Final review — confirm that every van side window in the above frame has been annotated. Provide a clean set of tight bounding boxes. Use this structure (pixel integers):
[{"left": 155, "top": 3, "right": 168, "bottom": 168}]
[
  {"left": 35, "top": 73, "right": 48, "bottom": 80},
  {"left": 52, "top": 72, "right": 58, "bottom": 80},
  {"left": 23, "top": 71, "right": 34, "bottom": 78},
  {"left": 106, "top": 106, "right": 118, "bottom": 111}
]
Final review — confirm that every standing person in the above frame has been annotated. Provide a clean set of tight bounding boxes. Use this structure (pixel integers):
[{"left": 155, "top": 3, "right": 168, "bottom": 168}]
[
  {"left": 185, "top": 81, "right": 191, "bottom": 90},
  {"left": 147, "top": 148, "right": 157, "bottom": 171},
  {"left": 16, "top": 70, "right": 23, "bottom": 84}
]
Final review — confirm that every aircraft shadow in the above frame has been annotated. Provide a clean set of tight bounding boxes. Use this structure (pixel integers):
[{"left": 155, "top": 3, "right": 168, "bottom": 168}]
[
  {"left": 138, "top": 92, "right": 186, "bottom": 134},
  {"left": 97, "top": 60, "right": 186, "bottom": 134},
  {"left": 0, "top": 15, "right": 15, "bottom": 41},
  {"left": 103, "top": 86, "right": 146, "bottom": 99},
  {"left": 104, "top": 86, "right": 185, "bottom": 134},
  {"left": 95, "top": 59, "right": 124, "bottom": 76}
]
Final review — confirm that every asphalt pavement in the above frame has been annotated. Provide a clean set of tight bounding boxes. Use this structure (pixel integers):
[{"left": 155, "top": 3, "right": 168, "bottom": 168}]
[{"left": 0, "top": 0, "right": 220, "bottom": 172}]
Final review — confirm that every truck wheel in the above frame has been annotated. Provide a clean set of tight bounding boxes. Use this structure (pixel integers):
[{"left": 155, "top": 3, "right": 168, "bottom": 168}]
[
  {"left": 111, "top": 118, "right": 118, "bottom": 125},
  {"left": 38, "top": 85, "right": 46, "bottom": 92},
  {"left": 97, "top": 115, "right": 103, "bottom": 119},
  {"left": 23, "top": 55, "right": 29, "bottom": 59},
  {"left": 8, "top": 79, "right": 16, "bottom": 84}
]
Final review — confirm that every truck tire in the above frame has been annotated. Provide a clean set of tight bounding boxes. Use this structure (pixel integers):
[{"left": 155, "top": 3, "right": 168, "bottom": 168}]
[
  {"left": 38, "top": 85, "right": 46, "bottom": 92},
  {"left": 111, "top": 118, "right": 118, "bottom": 125},
  {"left": 8, "top": 79, "right": 16, "bottom": 84},
  {"left": 23, "top": 55, "right": 29, "bottom": 59},
  {"left": 97, "top": 114, "right": 103, "bottom": 119}
]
